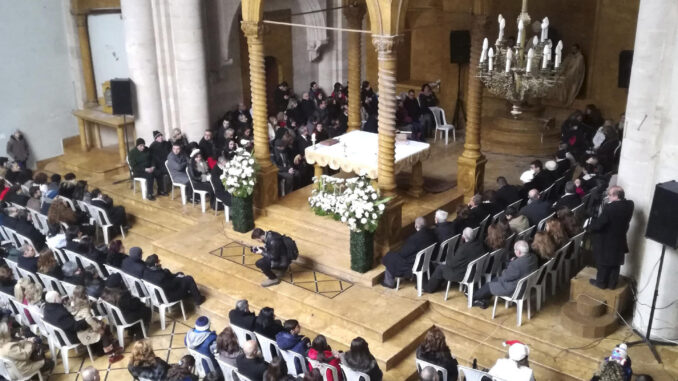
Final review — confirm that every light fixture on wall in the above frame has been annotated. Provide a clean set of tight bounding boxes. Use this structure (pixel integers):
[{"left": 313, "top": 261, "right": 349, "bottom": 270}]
[{"left": 477, "top": 0, "right": 563, "bottom": 118}]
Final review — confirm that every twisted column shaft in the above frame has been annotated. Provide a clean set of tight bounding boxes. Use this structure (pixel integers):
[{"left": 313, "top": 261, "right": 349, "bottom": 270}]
[
  {"left": 373, "top": 35, "right": 400, "bottom": 196},
  {"left": 242, "top": 21, "right": 272, "bottom": 168},
  {"left": 344, "top": 5, "right": 365, "bottom": 132}
]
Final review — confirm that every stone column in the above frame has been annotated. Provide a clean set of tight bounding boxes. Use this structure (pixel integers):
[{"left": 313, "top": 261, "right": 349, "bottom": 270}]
[
  {"left": 457, "top": 15, "right": 488, "bottom": 202},
  {"left": 242, "top": 20, "right": 278, "bottom": 208},
  {"left": 74, "top": 14, "right": 97, "bottom": 106},
  {"left": 619, "top": 0, "right": 678, "bottom": 341},
  {"left": 168, "top": 0, "right": 210, "bottom": 142},
  {"left": 121, "top": 0, "right": 164, "bottom": 142},
  {"left": 344, "top": 4, "right": 365, "bottom": 132},
  {"left": 372, "top": 35, "right": 400, "bottom": 196}
]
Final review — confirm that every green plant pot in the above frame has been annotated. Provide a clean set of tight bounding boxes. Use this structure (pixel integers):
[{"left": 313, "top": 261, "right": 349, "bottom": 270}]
[
  {"left": 231, "top": 195, "right": 254, "bottom": 233},
  {"left": 350, "top": 230, "right": 374, "bottom": 273}
]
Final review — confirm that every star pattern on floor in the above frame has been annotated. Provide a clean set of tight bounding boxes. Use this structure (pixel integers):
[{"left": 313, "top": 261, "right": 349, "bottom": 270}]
[{"left": 209, "top": 241, "right": 353, "bottom": 299}]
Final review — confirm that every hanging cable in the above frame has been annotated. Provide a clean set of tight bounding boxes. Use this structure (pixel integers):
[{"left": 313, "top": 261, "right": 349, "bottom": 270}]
[{"left": 262, "top": 19, "right": 371, "bottom": 34}]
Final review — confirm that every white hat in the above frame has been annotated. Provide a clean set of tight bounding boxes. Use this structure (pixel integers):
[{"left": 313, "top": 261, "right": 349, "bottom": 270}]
[
  {"left": 545, "top": 160, "right": 557, "bottom": 171},
  {"left": 506, "top": 341, "right": 529, "bottom": 362},
  {"left": 520, "top": 169, "right": 534, "bottom": 184},
  {"left": 190, "top": 149, "right": 201, "bottom": 158}
]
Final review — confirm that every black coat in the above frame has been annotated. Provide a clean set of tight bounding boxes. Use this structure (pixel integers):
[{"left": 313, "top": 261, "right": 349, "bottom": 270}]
[
  {"left": 128, "top": 358, "right": 169, "bottom": 381},
  {"left": 416, "top": 346, "right": 458, "bottom": 381},
  {"left": 229, "top": 309, "right": 256, "bottom": 331},
  {"left": 432, "top": 222, "right": 457, "bottom": 245},
  {"left": 236, "top": 354, "right": 268, "bottom": 381},
  {"left": 121, "top": 256, "right": 146, "bottom": 279},
  {"left": 590, "top": 200, "right": 634, "bottom": 266},
  {"left": 440, "top": 239, "right": 486, "bottom": 283},
  {"left": 149, "top": 140, "right": 172, "bottom": 169},
  {"left": 263, "top": 231, "right": 289, "bottom": 269},
  {"left": 43, "top": 302, "right": 89, "bottom": 344},
  {"left": 210, "top": 165, "right": 231, "bottom": 206},
  {"left": 467, "top": 205, "right": 491, "bottom": 228},
  {"left": 526, "top": 170, "right": 552, "bottom": 192},
  {"left": 254, "top": 318, "right": 284, "bottom": 340},
  {"left": 382, "top": 228, "right": 437, "bottom": 277},
  {"left": 489, "top": 253, "right": 538, "bottom": 296},
  {"left": 142, "top": 266, "right": 183, "bottom": 302},
  {"left": 553, "top": 194, "right": 581, "bottom": 211},
  {"left": 295, "top": 135, "right": 312, "bottom": 157},
  {"left": 13, "top": 219, "right": 45, "bottom": 251},
  {"left": 17, "top": 256, "right": 38, "bottom": 274},
  {"left": 555, "top": 158, "right": 571, "bottom": 178},
  {"left": 199, "top": 138, "right": 217, "bottom": 160},
  {"left": 519, "top": 200, "right": 552, "bottom": 227}
]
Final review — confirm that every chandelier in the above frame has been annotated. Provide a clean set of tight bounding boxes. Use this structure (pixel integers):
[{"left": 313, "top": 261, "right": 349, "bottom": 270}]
[{"left": 477, "top": 0, "right": 564, "bottom": 117}]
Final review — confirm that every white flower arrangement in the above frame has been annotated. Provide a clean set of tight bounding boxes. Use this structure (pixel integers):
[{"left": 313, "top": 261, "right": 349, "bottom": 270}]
[
  {"left": 220, "top": 147, "right": 258, "bottom": 198},
  {"left": 308, "top": 175, "right": 389, "bottom": 233}
]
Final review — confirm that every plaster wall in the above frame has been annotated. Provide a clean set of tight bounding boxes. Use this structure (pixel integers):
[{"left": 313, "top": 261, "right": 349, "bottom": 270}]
[{"left": 0, "top": 0, "right": 79, "bottom": 167}]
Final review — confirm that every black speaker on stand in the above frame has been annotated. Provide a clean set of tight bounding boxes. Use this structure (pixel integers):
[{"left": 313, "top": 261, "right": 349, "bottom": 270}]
[
  {"left": 110, "top": 78, "right": 135, "bottom": 186},
  {"left": 627, "top": 180, "right": 678, "bottom": 363},
  {"left": 450, "top": 30, "right": 470, "bottom": 130}
]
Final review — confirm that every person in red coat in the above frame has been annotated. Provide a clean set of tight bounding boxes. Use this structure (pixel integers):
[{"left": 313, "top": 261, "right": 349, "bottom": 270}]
[{"left": 307, "top": 335, "right": 342, "bottom": 381}]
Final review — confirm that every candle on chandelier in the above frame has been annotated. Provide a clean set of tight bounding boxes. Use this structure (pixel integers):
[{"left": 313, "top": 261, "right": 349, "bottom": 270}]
[
  {"left": 541, "top": 17, "right": 550, "bottom": 42},
  {"left": 505, "top": 48, "right": 513, "bottom": 73},
  {"left": 488, "top": 48, "right": 494, "bottom": 71},
  {"left": 312, "top": 133, "right": 316, "bottom": 148},
  {"left": 480, "top": 38, "right": 489, "bottom": 63},
  {"left": 498, "top": 14, "right": 505, "bottom": 41},
  {"left": 532, "top": 36, "right": 539, "bottom": 48},
  {"left": 555, "top": 40, "right": 563, "bottom": 68},
  {"left": 517, "top": 19, "right": 524, "bottom": 45},
  {"left": 526, "top": 48, "right": 534, "bottom": 73},
  {"left": 542, "top": 45, "right": 549, "bottom": 69}
]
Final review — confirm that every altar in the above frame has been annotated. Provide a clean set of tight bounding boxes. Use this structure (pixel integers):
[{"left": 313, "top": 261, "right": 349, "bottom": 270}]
[{"left": 305, "top": 130, "right": 431, "bottom": 197}]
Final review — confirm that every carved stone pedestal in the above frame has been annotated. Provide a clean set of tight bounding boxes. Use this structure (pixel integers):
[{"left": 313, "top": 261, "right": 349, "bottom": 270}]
[
  {"left": 481, "top": 115, "right": 559, "bottom": 156},
  {"left": 253, "top": 165, "right": 279, "bottom": 210},
  {"left": 374, "top": 196, "right": 404, "bottom": 263}
]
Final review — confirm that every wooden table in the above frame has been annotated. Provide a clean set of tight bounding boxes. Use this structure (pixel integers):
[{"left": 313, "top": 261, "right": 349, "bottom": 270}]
[{"left": 73, "top": 107, "right": 135, "bottom": 163}]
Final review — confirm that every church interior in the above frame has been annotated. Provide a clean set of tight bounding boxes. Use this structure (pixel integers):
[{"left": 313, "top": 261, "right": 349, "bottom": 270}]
[{"left": 2, "top": 0, "right": 678, "bottom": 380}]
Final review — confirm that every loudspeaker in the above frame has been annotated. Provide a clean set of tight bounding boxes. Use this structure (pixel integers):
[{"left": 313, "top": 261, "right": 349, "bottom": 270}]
[
  {"left": 450, "top": 30, "right": 471, "bottom": 64},
  {"left": 618, "top": 50, "right": 633, "bottom": 89},
  {"left": 110, "top": 78, "right": 133, "bottom": 115},
  {"left": 645, "top": 180, "right": 678, "bottom": 249}
]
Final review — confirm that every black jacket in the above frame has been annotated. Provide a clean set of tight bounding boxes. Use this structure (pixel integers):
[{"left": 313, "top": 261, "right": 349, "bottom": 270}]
[
  {"left": 519, "top": 200, "right": 552, "bottom": 227},
  {"left": 17, "top": 256, "right": 38, "bottom": 274},
  {"left": 440, "top": 239, "right": 486, "bottom": 283},
  {"left": 263, "top": 231, "right": 289, "bottom": 269},
  {"left": 199, "top": 138, "right": 217, "bottom": 160},
  {"left": 254, "top": 318, "right": 284, "bottom": 340},
  {"left": 467, "top": 205, "right": 491, "bottom": 228},
  {"left": 142, "top": 266, "right": 183, "bottom": 302},
  {"left": 13, "top": 219, "right": 45, "bottom": 251},
  {"left": 149, "top": 140, "right": 172, "bottom": 169},
  {"left": 382, "top": 228, "right": 437, "bottom": 277},
  {"left": 590, "top": 199, "right": 634, "bottom": 266},
  {"left": 432, "top": 222, "right": 457, "bottom": 245},
  {"left": 106, "top": 251, "right": 127, "bottom": 268},
  {"left": 128, "top": 358, "right": 169, "bottom": 381},
  {"left": 121, "top": 256, "right": 146, "bottom": 279},
  {"left": 553, "top": 193, "right": 581, "bottom": 211},
  {"left": 236, "top": 354, "right": 268, "bottom": 381},
  {"left": 229, "top": 309, "right": 256, "bottom": 331},
  {"left": 43, "top": 302, "right": 89, "bottom": 344},
  {"left": 416, "top": 346, "right": 458, "bottom": 381},
  {"left": 295, "top": 135, "right": 312, "bottom": 157}
]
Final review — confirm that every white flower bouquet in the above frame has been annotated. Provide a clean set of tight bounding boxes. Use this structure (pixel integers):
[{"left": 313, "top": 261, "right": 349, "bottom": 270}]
[
  {"left": 220, "top": 147, "right": 258, "bottom": 198},
  {"left": 308, "top": 175, "right": 389, "bottom": 233}
]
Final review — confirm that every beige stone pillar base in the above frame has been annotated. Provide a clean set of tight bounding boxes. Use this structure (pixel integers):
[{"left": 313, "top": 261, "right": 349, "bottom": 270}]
[
  {"left": 457, "top": 154, "right": 487, "bottom": 203},
  {"left": 374, "top": 196, "right": 404, "bottom": 262},
  {"left": 254, "top": 166, "right": 279, "bottom": 210},
  {"left": 407, "top": 161, "right": 424, "bottom": 198}
]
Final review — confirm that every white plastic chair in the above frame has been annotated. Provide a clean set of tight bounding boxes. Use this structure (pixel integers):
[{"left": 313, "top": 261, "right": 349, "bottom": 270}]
[
  {"left": 531, "top": 259, "right": 552, "bottom": 311},
  {"left": 395, "top": 243, "right": 437, "bottom": 297},
  {"left": 308, "top": 358, "right": 339, "bottom": 381},
  {"left": 230, "top": 324, "right": 256, "bottom": 348},
  {"left": 37, "top": 273, "right": 68, "bottom": 296},
  {"left": 433, "top": 234, "right": 460, "bottom": 265},
  {"left": 280, "top": 348, "right": 309, "bottom": 377},
  {"left": 564, "top": 231, "right": 586, "bottom": 279},
  {"left": 539, "top": 183, "right": 555, "bottom": 201},
  {"left": 429, "top": 106, "right": 456, "bottom": 144},
  {"left": 103, "top": 264, "right": 125, "bottom": 281},
  {"left": 545, "top": 241, "right": 573, "bottom": 294},
  {"left": 7, "top": 298, "right": 37, "bottom": 335},
  {"left": 536, "top": 212, "right": 555, "bottom": 232},
  {"left": 340, "top": 363, "right": 371, "bottom": 381},
  {"left": 491, "top": 269, "right": 540, "bottom": 327},
  {"left": 26, "top": 209, "right": 48, "bottom": 235},
  {"left": 492, "top": 210, "right": 505, "bottom": 224},
  {"left": 186, "top": 167, "right": 209, "bottom": 213},
  {"left": 42, "top": 320, "right": 94, "bottom": 373},
  {"left": 60, "top": 281, "right": 77, "bottom": 298},
  {"left": 121, "top": 272, "right": 152, "bottom": 306},
  {"left": 478, "top": 214, "right": 491, "bottom": 240},
  {"left": 209, "top": 177, "right": 230, "bottom": 222},
  {"left": 72, "top": 253, "right": 106, "bottom": 279},
  {"left": 15, "top": 267, "right": 43, "bottom": 288},
  {"left": 254, "top": 332, "right": 282, "bottom": 363},
  {"left": 515, "top": 226, "right": 536, "bottom": 242},
  {"left": 99, "top": 299, "right": 147, "bottom": 347},
  {"left": 13, "top": 232, "right": 37, "bottom": 254},
  {"left": 88, "top": 204, "right": 126, "bottom": 244},
  {"left": 215, "top": 357, "right": 238, "bottom": 381},
  {"left": 127, "top": 156, "right": 148, "bottom": 200},
  {"left": 484, "top": 248, "right": 507, "bottom": 282},
  {"left": 188, "top": 347, "right": 217, "bottom": 378},
  {"left": 57, "top": 196, "right": 77, "bottom": 211},
  {"left": 458, "top": 365, "right": 492, "bottom": 381},
  {"left": 4, "top": 258, "right": 20, "bottom": 281},
  {"left": 143, "top": 280, "right": 187, "bottom": 330},
  {"left": 453, "top": 252, "right": 490, "bottom": 307},
  {"left": 0, "top": 355, "right": 44, "bottom": 381},
  {"left": 165, "top": 160, "right": 187, "bottom": 205},
  {"left": 234, "top": 370, "right": 253, "bottom": 381},
  {"left": 415, "top": 358, "right": 448, "bottom": 381},
  {"left": 506, "top": 199, "right": 523, "bottom": 211}
]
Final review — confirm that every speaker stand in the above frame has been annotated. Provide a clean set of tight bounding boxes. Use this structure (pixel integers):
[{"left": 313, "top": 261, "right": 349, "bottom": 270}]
[
  {"left": 452, "top": 65, "right": 466, "bottom": 130},
  {"left": 627, "top": 244, "right": 677, "bottom": 363},
  {"left": 113, "top": 114, "right": 133, "bottom": 186}
]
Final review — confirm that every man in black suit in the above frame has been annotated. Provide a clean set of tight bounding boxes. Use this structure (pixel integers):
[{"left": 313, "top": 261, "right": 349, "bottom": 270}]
[
  {"left": 467, "top": 194, "right": 491, "bottom": 228},
  {"left": 472, "top": 240, "right": 538, "bottom": 308},
  {"left": 481, "top": 190, "right": 504, "bottom": 217},
  {"left": 495, "top": 176, "right": 522, "bottom": 209},
  {"left": 553, "top": 181, "right": 581, "bottom": 211},
  {"left": 142, "top": 254, "right": 205, "bottom": 305},
  {"left": 10, "top": 209, "right": 45, "bottom": 251},
  {"left": 432, "top": 210, "right": 456, "bottom": 246},
  {"left": 121, "top": 246, "right": 146, "bottom": 278},
  {"left": 236, "top": 340, "right": 267, "bottom": 381},
  {"left": 229, "top": 299, "right": 257, "bottom": 330},
  {"left": 424, "top": 227, "right": 486, "bottom": 293},
  {"left": 554, "top": 149, "right": 571, "bottom": 178},
  {"left": 524, "top": 160, "right": 551, "bottom": 192},
  {"left": 519, "top": 189, "right": 552, "bottom": 227},
  {"left": 589, "top": 186, "right": 634, "bottom": 289},
  {"left": 382, "top": 217, "right": 437, "bottom": 288}
]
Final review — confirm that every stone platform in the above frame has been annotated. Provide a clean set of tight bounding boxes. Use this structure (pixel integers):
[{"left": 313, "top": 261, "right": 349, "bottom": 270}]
[{"left": 481, "top": 114, "right": 560, "bottom": 156}]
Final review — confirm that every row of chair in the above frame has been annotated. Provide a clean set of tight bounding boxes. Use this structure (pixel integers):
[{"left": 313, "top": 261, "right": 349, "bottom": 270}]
[{"left": 415, "top": 358, "right": 506, "bottom": 381}]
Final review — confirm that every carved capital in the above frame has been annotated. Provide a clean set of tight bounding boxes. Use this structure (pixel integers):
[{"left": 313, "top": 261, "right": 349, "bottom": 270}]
[
  {"left": 371, "top": 35, "right": 402, "bottom": 60},
  {"left": 343, "top": 3, "right": 366, "bottom": 28},
  {"left": 241, "top": 21, "right": 263, "bottom": 39}
]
